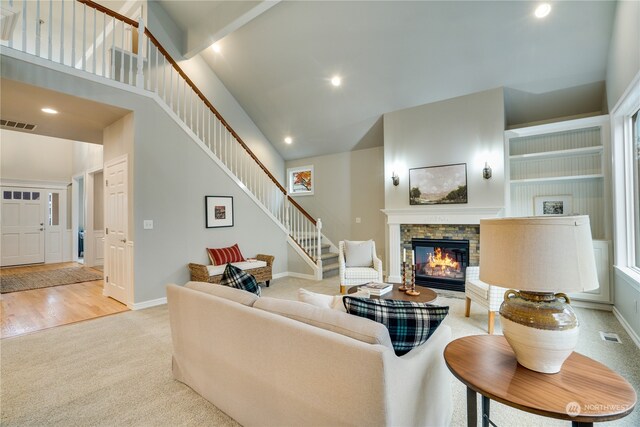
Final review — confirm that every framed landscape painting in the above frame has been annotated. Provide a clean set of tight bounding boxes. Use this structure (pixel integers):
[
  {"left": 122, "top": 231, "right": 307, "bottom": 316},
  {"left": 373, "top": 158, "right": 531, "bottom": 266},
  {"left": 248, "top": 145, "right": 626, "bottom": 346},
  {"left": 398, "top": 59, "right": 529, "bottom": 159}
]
[
  {"left": 534, "top": 195, "right": 573, "bottom": 216},
  {"left": 409, "top": 163, "right": 468, "bottom": 205},
  {"left": 287, "top": 165, "right": 314, "bottom": 196},
  {"left": 205, "top": 196, "right": 234, "bottom": 228}
]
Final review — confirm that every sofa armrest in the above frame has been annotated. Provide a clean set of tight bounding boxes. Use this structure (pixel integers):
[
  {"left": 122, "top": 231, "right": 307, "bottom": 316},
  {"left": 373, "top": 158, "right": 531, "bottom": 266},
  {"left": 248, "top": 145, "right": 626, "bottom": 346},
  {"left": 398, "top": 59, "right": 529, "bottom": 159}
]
[
  {"left": 256, "top": 254, "right": 274, "bottom": 267},
  {"left": 188, "top": 263, "right": 210, "bottom": 282},
  {"left": 372, "top": 254, "right": 383, "bottom": 273}
]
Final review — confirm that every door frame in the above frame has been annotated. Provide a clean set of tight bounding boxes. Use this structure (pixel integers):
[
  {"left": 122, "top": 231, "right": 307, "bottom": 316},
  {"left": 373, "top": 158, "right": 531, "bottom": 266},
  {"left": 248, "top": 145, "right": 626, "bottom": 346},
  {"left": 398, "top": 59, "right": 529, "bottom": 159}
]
[
  {"left": 71, "top": 173, "right": 84, "bottom": 263},
  {"left": 83, "top": 166, "right": 104, "bottom": 267}
]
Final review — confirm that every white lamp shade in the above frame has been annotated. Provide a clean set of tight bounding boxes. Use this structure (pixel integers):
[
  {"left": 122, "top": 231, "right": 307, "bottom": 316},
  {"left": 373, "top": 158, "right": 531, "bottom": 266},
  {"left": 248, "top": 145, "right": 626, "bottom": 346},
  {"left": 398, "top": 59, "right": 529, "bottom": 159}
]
[{"left": 479, "top": 215, "right": 599, "bottom": 293}]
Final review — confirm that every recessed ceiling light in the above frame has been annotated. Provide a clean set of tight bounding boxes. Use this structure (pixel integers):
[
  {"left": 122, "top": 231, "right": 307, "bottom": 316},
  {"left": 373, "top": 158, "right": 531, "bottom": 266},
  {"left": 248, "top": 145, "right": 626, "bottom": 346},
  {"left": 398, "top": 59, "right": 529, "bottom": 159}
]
[
  {"left": 331, "top": 76, "right": 342, "bottom": 87},
  {"left": 284, "top": 136, "right": 293, "bottom": 144},
  {"left": 41, "top": 107, "right": 58, "bottom": 114},
  {"left": 534, "top": 3, "right": 551, "bottom": 18},
  {"left": 211, "top": 43, "right": 221, "bottom": 53}
]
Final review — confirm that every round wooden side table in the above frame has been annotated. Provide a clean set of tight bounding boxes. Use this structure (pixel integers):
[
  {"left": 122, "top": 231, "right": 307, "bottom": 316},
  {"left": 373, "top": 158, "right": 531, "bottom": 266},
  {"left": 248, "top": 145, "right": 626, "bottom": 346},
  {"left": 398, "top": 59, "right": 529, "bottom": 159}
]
[
  {"left": 347, "top": 283, "right": 437, "bottom": 303},
  {"left": 444, "top": 335, "right": 636, "bottom": 427}
]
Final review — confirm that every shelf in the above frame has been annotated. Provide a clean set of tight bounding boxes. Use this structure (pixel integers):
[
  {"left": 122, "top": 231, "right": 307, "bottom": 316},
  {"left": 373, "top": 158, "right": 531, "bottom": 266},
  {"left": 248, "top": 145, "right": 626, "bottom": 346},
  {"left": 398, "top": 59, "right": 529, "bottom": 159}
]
[
  {"left": 510, "top": 174, "right": 604, "bottom": 184},
  {"left": 509, "top": 146, "right": 603, "bottom": 161}
]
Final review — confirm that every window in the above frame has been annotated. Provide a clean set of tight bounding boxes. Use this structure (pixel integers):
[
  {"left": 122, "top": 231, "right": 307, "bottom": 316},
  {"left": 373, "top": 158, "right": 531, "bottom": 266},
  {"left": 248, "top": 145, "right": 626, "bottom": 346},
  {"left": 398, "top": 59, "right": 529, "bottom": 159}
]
[{"left": 633, "top": 110, "right": 640, "bottom": 268}]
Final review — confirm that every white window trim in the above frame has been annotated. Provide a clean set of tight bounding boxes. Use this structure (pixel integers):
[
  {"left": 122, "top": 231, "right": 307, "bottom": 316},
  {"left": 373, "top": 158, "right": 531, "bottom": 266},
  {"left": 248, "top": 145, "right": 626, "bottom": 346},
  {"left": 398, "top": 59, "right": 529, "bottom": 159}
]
[{"left": 611, "top": 70, "right": 640, "bottom": 284}]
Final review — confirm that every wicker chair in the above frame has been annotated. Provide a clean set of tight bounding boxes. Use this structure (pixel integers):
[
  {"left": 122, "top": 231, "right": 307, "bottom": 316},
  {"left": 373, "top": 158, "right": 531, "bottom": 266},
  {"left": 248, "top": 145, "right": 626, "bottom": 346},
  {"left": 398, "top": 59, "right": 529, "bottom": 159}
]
[{"left": 188, "top": 254, "right": 274, "bottom": 287}]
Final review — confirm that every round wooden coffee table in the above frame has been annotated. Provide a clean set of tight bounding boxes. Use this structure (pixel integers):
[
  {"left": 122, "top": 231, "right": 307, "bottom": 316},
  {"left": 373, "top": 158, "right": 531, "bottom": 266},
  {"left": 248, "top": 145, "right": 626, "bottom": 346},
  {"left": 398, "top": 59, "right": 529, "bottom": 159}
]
[
  {"left": 347, "top": 283, "right": 437, "bottom": 303},
  {"left": 444, "top": 335, "right": 637, "bottom": 427}
]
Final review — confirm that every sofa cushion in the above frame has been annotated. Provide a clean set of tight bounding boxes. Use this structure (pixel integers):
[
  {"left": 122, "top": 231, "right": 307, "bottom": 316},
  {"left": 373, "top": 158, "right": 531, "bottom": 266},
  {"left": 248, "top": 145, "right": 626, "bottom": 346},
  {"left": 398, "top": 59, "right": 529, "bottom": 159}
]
[
  {"left": 185, "top": 281, "right": 259, "bottom": 306},
  {"left": 343, "top": 297, "right": 449, "bottom": 356},
  {"left": 254, "top": 297, "right": 393, "bottom": 349},
  {"left": 220, "top": 264, "right": 261, "bottom": 296},
  {"left": 206, "top": 260, "right": 267, "bottom": 276},
  {"left": 344, "top": 240, "right": 373, "bottom": 267},
  {"left": 207, "top": 244, "right": 245, "bottom": 265},
  {"left": 298, "top": 288, "right": 370, "bottom": 312}
]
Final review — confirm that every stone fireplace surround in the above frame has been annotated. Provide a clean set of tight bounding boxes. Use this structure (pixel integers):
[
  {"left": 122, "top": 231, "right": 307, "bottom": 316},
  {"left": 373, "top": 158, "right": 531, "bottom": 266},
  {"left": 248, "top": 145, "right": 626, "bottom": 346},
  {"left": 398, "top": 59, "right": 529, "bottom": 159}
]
[{"left": 382, "top": 207, "right": 503, "bottom": 284}]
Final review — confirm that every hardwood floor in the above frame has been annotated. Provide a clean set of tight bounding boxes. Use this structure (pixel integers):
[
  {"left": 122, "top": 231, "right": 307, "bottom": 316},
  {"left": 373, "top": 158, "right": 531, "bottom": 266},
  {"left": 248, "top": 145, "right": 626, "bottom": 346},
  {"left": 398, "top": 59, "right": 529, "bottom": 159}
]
[{"left": 0, "top": 262, "right": 129, "bottom": 339}]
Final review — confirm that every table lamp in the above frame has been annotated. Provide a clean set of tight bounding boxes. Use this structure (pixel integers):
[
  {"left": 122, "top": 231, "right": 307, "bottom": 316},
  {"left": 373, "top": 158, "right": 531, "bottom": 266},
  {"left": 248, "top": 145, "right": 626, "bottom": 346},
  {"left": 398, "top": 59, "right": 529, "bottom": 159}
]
[{"left": 479, "top": 215, "right": 599, "bottom": 374}]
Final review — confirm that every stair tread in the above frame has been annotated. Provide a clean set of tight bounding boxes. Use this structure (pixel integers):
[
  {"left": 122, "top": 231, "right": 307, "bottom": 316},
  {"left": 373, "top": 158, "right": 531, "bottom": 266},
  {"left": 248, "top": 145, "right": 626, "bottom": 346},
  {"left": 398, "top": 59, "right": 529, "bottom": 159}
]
[
  {"left": 320, "top": 252, "right": 338, "bottom": 260},
  {"left": 322, "top": 262, "right": 340, "bottom": 271}
]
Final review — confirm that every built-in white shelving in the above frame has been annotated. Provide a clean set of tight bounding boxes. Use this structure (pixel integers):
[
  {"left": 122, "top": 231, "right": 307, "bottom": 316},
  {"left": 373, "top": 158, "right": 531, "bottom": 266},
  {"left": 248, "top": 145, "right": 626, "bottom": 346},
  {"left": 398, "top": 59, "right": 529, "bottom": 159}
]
[{"left": 504, "top": 115, "right": 612, "bottom": 304}]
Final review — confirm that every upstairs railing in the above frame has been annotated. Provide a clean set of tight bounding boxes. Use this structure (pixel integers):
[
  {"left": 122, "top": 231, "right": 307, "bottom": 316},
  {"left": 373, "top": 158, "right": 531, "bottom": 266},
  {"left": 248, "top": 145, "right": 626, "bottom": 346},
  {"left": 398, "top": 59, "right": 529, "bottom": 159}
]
[{"left": 0, "top": 0, "right": 323, "bottom": 271}]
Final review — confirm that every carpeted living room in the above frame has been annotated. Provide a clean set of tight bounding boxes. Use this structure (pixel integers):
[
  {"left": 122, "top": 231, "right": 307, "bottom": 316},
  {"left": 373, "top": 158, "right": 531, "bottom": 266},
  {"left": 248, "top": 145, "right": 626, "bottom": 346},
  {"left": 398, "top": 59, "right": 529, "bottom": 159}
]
[
  {"left": 1, "top": 276, "right": 639, "bottom": 426},
  {"left": 1, "top": 0, "right": 640, "bottom": 426}
]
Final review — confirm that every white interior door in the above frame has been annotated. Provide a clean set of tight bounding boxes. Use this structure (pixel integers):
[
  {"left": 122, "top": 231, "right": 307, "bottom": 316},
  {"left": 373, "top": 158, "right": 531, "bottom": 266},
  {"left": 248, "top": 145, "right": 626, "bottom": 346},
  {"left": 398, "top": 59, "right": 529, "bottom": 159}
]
[
  {"left": 1, "top": 188, "right": 45, "bottom": 266},
  {"left": 104, "top": 157, "right": 129, "bottom": 304}
]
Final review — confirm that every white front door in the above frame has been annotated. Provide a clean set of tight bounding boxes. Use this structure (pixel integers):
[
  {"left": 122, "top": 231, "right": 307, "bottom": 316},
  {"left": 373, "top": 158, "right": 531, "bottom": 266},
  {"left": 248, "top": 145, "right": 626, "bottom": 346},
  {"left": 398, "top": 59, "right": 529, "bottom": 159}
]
[
  {"left": 44, "top": 191, "right": 64, "bottom": 263},
  {"left": 1, "top": 188, "right": 45, "bottom": 266},
  {"left": 104, "top": 157, "right": 129, "bottom": 304}
]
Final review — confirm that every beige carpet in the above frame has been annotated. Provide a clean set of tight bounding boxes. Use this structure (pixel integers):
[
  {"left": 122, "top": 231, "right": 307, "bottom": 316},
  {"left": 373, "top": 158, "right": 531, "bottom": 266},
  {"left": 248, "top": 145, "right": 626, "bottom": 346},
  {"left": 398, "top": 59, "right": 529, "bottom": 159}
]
[
  {"left": 1, "top": 276, "right": 639, "bottom": 426},
  {"left": 0, "top": 267, "right": 103, "bottom": 293}
]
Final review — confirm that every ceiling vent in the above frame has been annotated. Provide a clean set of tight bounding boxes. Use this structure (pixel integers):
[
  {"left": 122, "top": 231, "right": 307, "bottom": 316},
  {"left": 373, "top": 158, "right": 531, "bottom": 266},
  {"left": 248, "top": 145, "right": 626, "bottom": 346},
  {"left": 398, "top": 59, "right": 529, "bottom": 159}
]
[{"left": 0, "top": 119, "right": 37, "bottom": 131}]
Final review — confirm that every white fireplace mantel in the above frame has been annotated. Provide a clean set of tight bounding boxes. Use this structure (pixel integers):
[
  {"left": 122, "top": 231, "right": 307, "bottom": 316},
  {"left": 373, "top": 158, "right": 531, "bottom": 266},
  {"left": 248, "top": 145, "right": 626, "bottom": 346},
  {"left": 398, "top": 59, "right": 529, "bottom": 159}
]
[
  {"left": 382, "top": 206, "right": 504, "bottom": 283},
  {"left": 382, "top": 206, "right": 504, "bottom": 225}
]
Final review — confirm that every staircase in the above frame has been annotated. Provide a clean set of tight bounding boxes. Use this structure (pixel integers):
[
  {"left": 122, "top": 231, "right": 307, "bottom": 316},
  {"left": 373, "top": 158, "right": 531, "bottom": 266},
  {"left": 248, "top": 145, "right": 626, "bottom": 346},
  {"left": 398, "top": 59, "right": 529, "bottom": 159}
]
[{"left": 0, "top": 0, "right": 337, "bottom": 279}]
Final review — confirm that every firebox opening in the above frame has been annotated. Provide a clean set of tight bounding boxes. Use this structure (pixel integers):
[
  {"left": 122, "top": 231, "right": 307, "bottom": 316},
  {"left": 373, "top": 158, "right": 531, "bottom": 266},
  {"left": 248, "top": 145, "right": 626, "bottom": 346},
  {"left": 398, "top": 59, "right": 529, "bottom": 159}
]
[{"left": 412, "top": 238, "right": 469, "bottom": 292}]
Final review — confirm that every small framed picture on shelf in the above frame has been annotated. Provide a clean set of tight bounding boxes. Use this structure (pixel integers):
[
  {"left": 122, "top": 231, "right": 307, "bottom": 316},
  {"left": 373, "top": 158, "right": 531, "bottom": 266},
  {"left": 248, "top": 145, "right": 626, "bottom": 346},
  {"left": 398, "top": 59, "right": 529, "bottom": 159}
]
[
  {"left": 534, "top": 195, "right": 573, "bottom": 216},
  {"left": 205, "top": 196, "right": 234, "bottom": 228}
]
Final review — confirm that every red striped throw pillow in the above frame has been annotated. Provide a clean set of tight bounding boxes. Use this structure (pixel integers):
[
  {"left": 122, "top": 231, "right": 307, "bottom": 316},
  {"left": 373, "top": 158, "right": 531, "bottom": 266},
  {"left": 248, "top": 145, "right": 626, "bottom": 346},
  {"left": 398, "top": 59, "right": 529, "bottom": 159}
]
[{"left": 207, "top": 244, "right": 245, "bottom": 265}]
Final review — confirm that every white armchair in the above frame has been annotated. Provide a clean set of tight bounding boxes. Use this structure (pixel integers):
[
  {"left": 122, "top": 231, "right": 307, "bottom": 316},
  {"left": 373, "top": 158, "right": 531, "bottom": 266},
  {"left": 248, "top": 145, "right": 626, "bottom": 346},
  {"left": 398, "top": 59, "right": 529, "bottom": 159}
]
[
  {"left": 338, "top": 240, "right": 383, "bottom": 294},
  {"left": 464, "top": 266, "right": 507, "bottom": 334}
]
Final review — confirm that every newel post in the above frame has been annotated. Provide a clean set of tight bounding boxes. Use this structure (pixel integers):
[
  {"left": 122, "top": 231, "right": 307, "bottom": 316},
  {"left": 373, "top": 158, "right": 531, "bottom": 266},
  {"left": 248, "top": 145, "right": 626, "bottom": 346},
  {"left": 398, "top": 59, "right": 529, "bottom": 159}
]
[
  {"left": 136, "top": 17, "right": 145, "bottom": 89},
  {"left": 316, "top": 218, "right": 323, "bottom": 279}
]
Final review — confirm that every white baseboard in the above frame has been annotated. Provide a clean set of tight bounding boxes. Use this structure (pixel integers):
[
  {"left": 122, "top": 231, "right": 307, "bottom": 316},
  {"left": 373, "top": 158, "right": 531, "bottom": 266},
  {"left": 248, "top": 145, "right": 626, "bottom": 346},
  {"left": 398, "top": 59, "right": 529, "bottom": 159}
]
[
  {"left": 572, "top": 300, "right": 613, "bottom": 311},
  {"left": 272, "top": 272, "right": 288, "bottom": 280},
  {"left": 131, "top": 297, "right": 167, "bottom": 310},
  {"left": 612, "top": 307, "right": 640, "bottom": 349},
  {"left": 278, "top": 271, "right": 317, "bottom": 281}
]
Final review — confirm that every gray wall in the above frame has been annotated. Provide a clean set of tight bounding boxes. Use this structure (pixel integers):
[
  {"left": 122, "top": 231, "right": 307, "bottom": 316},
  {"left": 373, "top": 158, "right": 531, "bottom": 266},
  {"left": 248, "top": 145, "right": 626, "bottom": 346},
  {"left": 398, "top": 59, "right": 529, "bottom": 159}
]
[
  {"left": 1, "top": 130, "right": 73, "bottom": 182},
  {"left": 605, "top": 0, "right": 640, "bottom": 110},
  {"left": 93, "top": 171, "right": 104, "bottom": 231},
  {"left": 383, "top": 88, "right": 505, "bottom": 210},
  {"left": 2, "top": 54, "right": 289, "bottom": 304},
  {"left": 285, "top": 146, "right": 386, "bottom": 266},
  {"left": 147, "top": 1, "right": 286, "bottom": 184},
  {"left": 607, "top": 0, "right": 640, "bottom": 340}
]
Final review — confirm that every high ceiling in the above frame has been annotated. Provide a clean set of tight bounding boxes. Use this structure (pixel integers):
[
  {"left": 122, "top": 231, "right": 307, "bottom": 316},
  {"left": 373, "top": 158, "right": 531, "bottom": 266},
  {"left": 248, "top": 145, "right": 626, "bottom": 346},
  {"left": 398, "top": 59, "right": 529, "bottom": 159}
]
[{"left": 153, "top": 0, "right": 616, "bottom": 161}]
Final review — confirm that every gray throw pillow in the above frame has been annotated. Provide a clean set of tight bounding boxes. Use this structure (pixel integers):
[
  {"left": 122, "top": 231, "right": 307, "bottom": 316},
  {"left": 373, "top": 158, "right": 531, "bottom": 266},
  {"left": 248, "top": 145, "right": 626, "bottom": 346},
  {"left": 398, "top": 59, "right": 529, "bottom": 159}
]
[{"left": 344, "top": 240, "right": 374, "bottom": 267}]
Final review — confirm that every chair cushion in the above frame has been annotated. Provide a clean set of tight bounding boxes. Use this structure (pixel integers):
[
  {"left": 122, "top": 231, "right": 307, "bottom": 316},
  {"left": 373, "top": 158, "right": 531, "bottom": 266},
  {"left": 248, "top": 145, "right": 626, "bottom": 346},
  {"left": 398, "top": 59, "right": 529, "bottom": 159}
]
[
  {"left": 343, "top": 297, "right": 449, "bottom": 356},
  {"left": 254, "top": 297, "right": 393, "bottom": 349},
  {"left": 344, "top": 267, "right": 379, "bottom": 280},
  {"left": 466, "top": 279, "right": 489, "bottom": 299},
  {"left": 220, "top": 264, "right": 261, "bottom": 296},
  {"left": 206, "top": 260, "right": 267, "bottom": 276},
  {"left": 185, "top": 281, "right": 259, "bottom": 306},
  {"left": 207, "top": 244, "right": 245, "bottom": 265},
  {"left": 344, "top": 240, "right": 373, "bottom": 267}
]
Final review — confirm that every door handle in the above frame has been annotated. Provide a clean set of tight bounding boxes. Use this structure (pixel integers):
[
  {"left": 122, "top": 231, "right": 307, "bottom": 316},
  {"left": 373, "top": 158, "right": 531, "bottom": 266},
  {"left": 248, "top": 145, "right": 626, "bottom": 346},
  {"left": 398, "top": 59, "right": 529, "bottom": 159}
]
[
  {"left": 40, "top": 228, "right": 44, "bottom": 231},
  {"left": 120, "top": 238, "right": 127, "bottom": 243}
]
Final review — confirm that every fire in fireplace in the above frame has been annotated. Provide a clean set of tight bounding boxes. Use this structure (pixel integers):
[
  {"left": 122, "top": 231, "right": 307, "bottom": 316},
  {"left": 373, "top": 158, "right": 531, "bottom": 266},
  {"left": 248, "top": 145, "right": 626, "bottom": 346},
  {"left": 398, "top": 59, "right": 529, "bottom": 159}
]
[{"left": 412, "top": 238, "right": 469, "bottom": 292}]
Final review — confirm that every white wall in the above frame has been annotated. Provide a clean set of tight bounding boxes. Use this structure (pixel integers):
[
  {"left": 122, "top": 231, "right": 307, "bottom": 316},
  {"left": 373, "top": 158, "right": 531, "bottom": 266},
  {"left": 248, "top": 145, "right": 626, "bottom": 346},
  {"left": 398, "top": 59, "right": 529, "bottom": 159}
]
[
  {"left": 286, "top": 146, "right": 386, "bottom": 264},
  {"left": 383, "top": 88, "right": 506, "bottom": 210},
  {"left": 1, "top": 130, "right": 73, "bottom": 183},
  {"left": 72, "top": 142, "right": 104, "bottom": 176},
  {"left": 605, "top": 0, "right": 640, "bottom": 110},
  {"left": 146, "top": 1, "right": 286, "bottom": 184}
]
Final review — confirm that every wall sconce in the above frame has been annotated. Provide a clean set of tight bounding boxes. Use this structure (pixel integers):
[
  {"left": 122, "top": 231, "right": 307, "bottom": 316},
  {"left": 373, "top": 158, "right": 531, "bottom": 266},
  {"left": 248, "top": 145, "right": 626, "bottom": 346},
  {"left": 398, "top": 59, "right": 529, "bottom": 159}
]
[
  {"left": 482, "top": 162, "right": 492, "bottom": 180},
  {"left": 391, "top": 172, "right": 400, "bottom": 186}
]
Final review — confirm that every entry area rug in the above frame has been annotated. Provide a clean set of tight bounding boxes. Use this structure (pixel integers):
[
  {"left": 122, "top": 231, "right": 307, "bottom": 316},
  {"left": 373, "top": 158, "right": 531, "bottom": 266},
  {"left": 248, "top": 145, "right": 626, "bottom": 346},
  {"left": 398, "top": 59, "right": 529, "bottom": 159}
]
[{"left": 0, "top": 267, "right": 103, "bottom": 293}]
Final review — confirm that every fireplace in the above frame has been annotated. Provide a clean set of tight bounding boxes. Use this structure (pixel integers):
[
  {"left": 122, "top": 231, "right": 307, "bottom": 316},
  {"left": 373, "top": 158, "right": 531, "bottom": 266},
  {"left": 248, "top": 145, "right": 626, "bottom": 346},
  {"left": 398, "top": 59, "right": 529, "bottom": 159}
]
[{"left": 412, "top": 238, "right": 469, "bottom": 292}]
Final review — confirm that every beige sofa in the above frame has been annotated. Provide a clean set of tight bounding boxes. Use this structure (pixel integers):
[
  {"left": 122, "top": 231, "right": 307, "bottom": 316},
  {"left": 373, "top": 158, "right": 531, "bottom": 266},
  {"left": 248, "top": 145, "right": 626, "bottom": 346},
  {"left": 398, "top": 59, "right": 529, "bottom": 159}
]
[{"left": 167, "top": 282, "right": 453, "bottom": 427}]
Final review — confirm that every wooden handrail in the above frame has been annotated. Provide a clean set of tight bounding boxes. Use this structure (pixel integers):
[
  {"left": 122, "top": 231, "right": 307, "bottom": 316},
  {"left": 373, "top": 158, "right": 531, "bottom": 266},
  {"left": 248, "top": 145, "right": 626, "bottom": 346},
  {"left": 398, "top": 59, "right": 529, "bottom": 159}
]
[
  {"left": 77, "top": 0, "right": 138, "bottom": 28},
  {"left": 144, "top": 29, "right": 288, "bottom": 195},
  {"left": 287, "top": 196, "right": 317, "bottom": 225},
  {"left": 76, "top": 1, "right": 320, "bottom": 232}
]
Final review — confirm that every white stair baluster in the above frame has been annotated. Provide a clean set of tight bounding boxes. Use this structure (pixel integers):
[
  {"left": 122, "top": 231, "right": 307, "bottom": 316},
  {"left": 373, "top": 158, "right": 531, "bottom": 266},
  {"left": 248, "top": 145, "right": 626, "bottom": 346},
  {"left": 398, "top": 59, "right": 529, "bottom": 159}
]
[
  {"left": 47, "top": 0, "right": 52, "bottom": 60},
  {"left": 136, "top": 18, "right": 144, "bottom": 87},
  {"left": 59, "top": 0, "right": 64, "bottom": 64},
  {"left": 82, "top": 2, "right": 86, "bottom": 70},
  {"left": 119, "top": 21, "right": 125, "bottom": 81},
  {"left": 35, "top": 0, "right": 40, "bottom": 56},
  {"left": 101, "top": 12, "right": 106, "bottom": 76}
]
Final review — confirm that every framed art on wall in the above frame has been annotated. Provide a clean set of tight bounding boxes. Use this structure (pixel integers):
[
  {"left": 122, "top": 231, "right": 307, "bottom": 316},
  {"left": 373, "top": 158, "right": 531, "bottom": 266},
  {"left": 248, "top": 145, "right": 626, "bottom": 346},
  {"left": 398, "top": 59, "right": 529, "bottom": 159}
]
[
  {"left": 534, "top": 195, "right": 573, "bottom": 216},
  {"left": 409, "top": 163, "right": 468, "bottom": 205},
  {"left": 287, "top": 165, "right": 314, "bottom": 196},
  {"left": 205, "top": 196, "right": 234, "bottom": 228}
]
